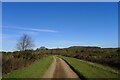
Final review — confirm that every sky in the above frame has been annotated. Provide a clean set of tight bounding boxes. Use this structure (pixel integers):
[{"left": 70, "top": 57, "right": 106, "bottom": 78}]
[
  {"left": 1, "top": 0, "right": 120, "bottom": 2},
  {"left": 1, "top": 2, "right": 118, "bottom": 51}
]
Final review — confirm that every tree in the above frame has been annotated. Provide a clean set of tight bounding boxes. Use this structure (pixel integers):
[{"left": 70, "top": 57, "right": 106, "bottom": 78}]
[
  {"left": 16, "top": 34, "right": 34, "bottom": 51},
  {"left": 40, "top": 46, "right": 47, "bottom": 50}
]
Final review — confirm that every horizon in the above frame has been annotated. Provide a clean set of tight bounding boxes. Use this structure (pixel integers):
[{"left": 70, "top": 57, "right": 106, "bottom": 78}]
[
  {"left": 1, "top": 45, "right": 118, "bottom": 52},
  {"left": 1, "top": 2, "right": 118, "bottom": 51}
]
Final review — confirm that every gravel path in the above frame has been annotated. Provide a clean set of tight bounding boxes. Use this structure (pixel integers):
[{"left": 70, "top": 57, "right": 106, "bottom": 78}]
[{"left": 43, "top": 56, "right": 79, "bottom": 79}]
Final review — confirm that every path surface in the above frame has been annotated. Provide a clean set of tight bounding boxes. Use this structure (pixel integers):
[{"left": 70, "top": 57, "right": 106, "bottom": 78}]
[{"left": 43, "top": 56, "right": 79, "bottom": 78}]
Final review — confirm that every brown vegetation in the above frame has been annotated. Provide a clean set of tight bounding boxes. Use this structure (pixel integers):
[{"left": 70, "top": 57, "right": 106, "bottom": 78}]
[
  {"left": 36, "top": 46, "right": 119, "bottom": 69},
  {"left": 2, "top": 50, "right": 47, "bottom": 74},
  {"left": 2, "top": 46, "right": 119, "bottom": 75}
]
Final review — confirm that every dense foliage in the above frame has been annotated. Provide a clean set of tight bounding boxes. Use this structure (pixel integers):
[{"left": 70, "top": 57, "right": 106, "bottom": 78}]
[
  {"left": 60, "top": 56, "right": 118, "bottom": 79},
  {"left": 36, "top": 46, "right": 119, "bottom": 69},
  {"left": 3, "top": 56, "right": 53, "bottom": 78},
  {"left": 2, "top": 46, "right": 119, "bottom": 75},
  {"left": 2, "top": 50, "right": 47, "bottom": 74}
]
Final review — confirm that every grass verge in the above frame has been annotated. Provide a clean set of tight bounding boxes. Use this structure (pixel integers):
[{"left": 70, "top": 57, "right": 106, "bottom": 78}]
[
  {"left": 59, "top": 56, "right": 119, "bottom": 79},
  {"left": 3, "top": 56, "right": 53, "bottom": 78}
]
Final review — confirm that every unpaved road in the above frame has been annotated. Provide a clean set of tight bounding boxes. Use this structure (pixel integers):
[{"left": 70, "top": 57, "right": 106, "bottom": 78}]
[{"left": 43, "top": 56, "right": 79, "bottom": 78}]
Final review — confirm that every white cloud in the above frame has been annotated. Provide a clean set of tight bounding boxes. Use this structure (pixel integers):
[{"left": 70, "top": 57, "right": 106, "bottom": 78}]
[
  {"left": 4, "top": 26, "right": 58, "bottom": 33},
  {"left": 2, "top": 34, "right": 20, "bottom": 39},
  {"left": 2, "top": 39, "right": 16, "bottom": 43},
  {"left": 36, "top": 40, "right": 98, "bottom": 47},
  {"left": 49, "top": 40, "right": 96, "bottom": 45}
]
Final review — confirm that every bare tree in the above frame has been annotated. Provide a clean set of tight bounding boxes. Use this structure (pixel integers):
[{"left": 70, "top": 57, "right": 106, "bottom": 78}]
[{"left": 16, "top": 34, "right": 34, "bottom": 51}]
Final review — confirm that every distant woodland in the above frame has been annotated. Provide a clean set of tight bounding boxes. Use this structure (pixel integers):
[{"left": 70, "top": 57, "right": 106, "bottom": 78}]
[{"left": 2, "top": 46, "right": 119, "bottom": 74}]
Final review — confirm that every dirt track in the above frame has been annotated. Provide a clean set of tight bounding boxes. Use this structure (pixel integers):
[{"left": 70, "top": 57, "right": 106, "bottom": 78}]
[{"left": 43, "top": 56, "right": 79, "bottom": 78}]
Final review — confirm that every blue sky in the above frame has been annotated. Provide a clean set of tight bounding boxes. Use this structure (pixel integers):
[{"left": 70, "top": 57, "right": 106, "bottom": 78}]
[{"left": 2, "top": 2, "right": 118, "bottom": 51}]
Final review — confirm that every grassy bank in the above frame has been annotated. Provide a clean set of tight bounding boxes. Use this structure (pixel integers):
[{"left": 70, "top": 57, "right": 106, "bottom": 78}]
[
  {"left": 60, "top": 56, "right": 118, "bottom": 79},
  {"left": 3, "top": 56, "right": 53, "bottom": 78}
]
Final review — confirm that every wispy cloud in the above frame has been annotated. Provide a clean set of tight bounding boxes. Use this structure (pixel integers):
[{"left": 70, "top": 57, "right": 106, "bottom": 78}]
[
  {"left": 2, "top": 34, "right": 20, "bottom": 39},
  {"left": 36, "top": 40, "right": 98, "bottom": 47},
  {"left": 2, "top": 39, "right": 16, "bottom": 44},
  {"left": 50, "top": 40, "right": 96, "bottom": 45},
  {"left": 4, "top": 26, "right": 58, "bottom": 33}
]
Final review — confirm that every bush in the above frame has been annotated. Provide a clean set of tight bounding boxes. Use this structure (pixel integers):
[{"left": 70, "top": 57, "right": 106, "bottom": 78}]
[{"left": 2, "top": 50, "right": 44, "bottom": 74}]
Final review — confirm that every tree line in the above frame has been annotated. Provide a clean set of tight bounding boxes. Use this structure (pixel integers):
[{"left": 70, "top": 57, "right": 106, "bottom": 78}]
[{"left": 2, "top": 34, "right": 119, "bottom": 74}]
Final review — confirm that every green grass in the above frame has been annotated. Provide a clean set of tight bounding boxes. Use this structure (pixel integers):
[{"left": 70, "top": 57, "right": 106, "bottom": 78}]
[
  {"left": 59, "top": 56, "right": 119, "bottom": 79},
  {"left": 3, "top": 56, "right": 53, "bottom": 78}
]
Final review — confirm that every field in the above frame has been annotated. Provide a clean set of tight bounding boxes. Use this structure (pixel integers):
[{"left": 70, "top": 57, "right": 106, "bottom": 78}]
[
  {"left": 3, "top": 56, "right": 53, "bottom": 78},
  {"left": 36, "top": 46, "right": 119, "bottom": 69},
  {"left": 2, "top": 54, "right": 119, "bottom": 79},
  {"left": 60, "top": 56, "right": 118, "bottom": 79},
  {"left": 2, "top": 47, "right": 119, "bottom": 79}
]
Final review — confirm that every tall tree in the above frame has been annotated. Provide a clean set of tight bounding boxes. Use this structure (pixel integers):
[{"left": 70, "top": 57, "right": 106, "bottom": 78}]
[{"left": 16, "top": 34, "right": 34, "bottom": 51}]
